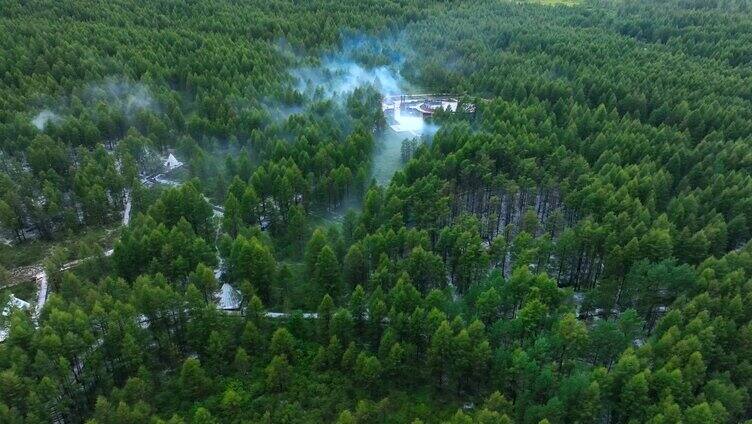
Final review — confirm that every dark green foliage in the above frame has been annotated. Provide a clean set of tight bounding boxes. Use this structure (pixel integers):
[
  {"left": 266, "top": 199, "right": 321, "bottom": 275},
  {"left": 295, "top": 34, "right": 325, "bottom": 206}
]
[{"left": 2, "top": 0, "right": 752, "bottom": 423}]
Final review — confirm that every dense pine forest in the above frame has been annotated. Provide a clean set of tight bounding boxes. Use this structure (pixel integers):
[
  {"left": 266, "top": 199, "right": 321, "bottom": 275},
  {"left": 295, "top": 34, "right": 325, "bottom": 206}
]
[{"left": 2, "top": 0, "right": 752, "bottom": 422}]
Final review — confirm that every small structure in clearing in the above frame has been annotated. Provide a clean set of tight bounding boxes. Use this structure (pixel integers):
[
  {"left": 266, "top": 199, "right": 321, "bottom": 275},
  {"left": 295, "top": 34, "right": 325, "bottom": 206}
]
[
  {"left": 1, "top": 294, "right": 32, "bottom": 342},
  {"left": 216, "top": 283, "right": 242, "bottom": 311},
  {"left": 381, "top": 94, "right": 474, "bottom": 136},
  {"left": 164, "top": 153, "right": 183, "bottom": 171},
  {"left": 2, "top": 294, "right": 31, "bottom": 317}
]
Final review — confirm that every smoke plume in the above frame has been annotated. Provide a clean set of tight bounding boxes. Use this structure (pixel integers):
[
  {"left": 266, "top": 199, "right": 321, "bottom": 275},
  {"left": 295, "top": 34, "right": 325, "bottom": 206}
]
[
  {"left": 289, "top": 34, "right": 411, "bottom": 101},
  {"left": 30, "top": 77, "right": 159, "bottom": 131},
  {"left": 31, "top": 110, "right": 60, "bottom": 130},
  {"left": 85, "top": 78, "right": 157, "bottom": 116}
]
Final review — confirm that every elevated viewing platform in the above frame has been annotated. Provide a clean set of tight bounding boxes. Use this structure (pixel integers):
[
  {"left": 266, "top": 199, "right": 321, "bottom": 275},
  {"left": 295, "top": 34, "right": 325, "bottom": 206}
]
[{"left": 381, "top": 94, "right": 475, "bottom": 135}]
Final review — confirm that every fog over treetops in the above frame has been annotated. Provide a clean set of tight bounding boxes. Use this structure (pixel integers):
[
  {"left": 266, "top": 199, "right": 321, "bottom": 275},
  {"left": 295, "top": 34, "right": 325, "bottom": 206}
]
[{"left": 1, "top": 1, "right": 752, "bottom": 423}]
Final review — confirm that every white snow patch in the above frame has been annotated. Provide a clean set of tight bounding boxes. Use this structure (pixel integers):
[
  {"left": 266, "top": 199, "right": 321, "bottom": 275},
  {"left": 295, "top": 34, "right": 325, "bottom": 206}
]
[
  {"left": 33, "top": 270, "right": 48, "bottom": 320},
  {"left": 122, "top": 189, "right": 132, "bottom": 226},
  {"left": 265, "top": 311, "right": 319, "bottom": 319},
  {"left": 213, "top": 250, "right": 225, "bottom": 281},
  {"left": 154, "top": 174, "right": 180, "bottom": 186},
  {"left": 137, "top": 314, "right": 150, "bottom": 329}
]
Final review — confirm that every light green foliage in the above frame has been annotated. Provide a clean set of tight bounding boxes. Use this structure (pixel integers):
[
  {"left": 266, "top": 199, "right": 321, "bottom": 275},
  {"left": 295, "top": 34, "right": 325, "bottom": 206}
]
[{"left": 2, "top": 0, "right": 752, "bottom": 422}]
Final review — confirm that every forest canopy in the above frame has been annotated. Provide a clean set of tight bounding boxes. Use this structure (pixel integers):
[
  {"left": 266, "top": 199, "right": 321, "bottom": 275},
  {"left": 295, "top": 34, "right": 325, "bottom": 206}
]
[{"left": 2, "top": 0, "right": 752, "bottom": 423}]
